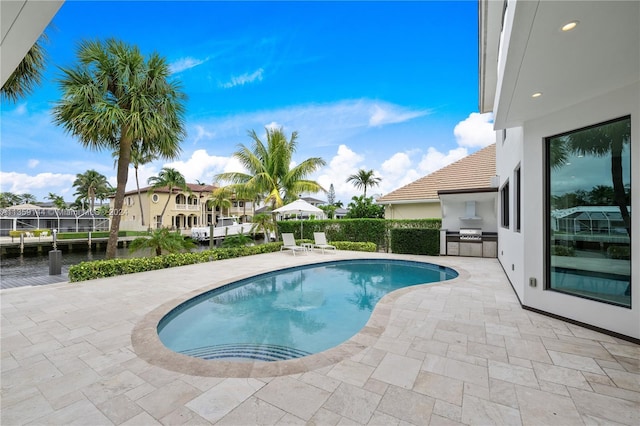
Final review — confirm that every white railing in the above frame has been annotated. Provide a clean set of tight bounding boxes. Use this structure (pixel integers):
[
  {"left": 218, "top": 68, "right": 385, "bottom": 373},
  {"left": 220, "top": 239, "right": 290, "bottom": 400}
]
[{"left": 175, "top": 204, "right": 200, "bottom": 211}]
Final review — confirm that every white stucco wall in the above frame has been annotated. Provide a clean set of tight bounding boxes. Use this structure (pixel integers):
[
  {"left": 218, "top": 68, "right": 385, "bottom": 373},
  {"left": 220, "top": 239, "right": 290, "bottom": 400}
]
[
  {"left": 496, "top": 126, "right": 525, "bottom": 301},
  {"left": 498, "top": 82, "right": 639, "bottom": 339}
]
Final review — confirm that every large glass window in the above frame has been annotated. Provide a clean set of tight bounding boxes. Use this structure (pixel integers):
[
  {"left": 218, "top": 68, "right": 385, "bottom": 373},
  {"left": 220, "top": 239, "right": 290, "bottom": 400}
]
[
  {"left": 501, "top": 181, "right": 510, "bottom": 228},
  {"left": 546, "top": 116, "right": 631, "bottom": 307},
  {"left": 515, "top": 166, "right": 521, "bottom": 232}
]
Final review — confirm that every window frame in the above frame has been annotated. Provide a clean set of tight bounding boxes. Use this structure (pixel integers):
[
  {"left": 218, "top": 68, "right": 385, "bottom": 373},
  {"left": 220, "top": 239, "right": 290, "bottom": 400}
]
[
  {"left": 543, "top": 115, "right": 632, "bottom": 308},
  {"left": 500, "top": 180, "right": 510, "bottom": 229}
]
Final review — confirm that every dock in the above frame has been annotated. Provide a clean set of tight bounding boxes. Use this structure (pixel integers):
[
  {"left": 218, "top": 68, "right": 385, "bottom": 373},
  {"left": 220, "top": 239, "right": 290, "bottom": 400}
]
[
  {"left": 0, "top": 235, "right": 139, "bottom": 256},
  {"left": 1, "top": 273, "right": 69, "bottom": 290}
]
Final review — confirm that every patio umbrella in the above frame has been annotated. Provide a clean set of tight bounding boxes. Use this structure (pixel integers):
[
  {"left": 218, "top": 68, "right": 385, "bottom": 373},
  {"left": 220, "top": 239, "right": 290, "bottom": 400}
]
[{"left": 273, "top": 199, "right": 324, "bottom": 238}]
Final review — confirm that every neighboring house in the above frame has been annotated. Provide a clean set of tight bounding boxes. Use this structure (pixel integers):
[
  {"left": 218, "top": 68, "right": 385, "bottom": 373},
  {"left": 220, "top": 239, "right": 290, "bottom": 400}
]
[
  {"left": 110, "top": 183, "right": 256, "bottom": 231},
  {"left": 300, "top": 196, "right": 325, "bottom": 207},
  {"left": 377, "top": 143, "right": 496, "bottom": 219},
  {"left": 479, "top": 0, "right": 638, "bottom": 340},
  {"left": 0, "top": 204, "right": 108, "bottom": 236}
]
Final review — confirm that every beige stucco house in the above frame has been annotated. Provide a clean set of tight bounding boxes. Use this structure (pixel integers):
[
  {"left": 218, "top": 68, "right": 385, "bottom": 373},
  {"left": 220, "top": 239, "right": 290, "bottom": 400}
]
[
  {"left": 111, "top": 183, "right": 256, "bottom": 232},
  {"left": 376, "top": 143, "right": 496, "bottom": 219}
]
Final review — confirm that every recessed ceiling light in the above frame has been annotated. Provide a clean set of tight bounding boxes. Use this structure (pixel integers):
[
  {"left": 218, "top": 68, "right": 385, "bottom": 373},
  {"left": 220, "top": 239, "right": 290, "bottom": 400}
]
[
  {"left": 531, "top": 92, "right": 543, "bottom": 98},
  {"left": 561, "top": 21, "right": 579, "bottom": 32}
]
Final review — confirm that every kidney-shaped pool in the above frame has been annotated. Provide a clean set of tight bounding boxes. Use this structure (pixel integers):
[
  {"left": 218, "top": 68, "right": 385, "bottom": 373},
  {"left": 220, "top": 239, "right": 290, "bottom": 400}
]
[{"left": 157, "top": 259, "right": 458, "bottom": 362}]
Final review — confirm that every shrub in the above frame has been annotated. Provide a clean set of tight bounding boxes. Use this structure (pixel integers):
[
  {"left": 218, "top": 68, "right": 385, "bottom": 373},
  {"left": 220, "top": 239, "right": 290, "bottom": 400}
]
[
  {"left": 607, "top": 245, "right": 630, "bottom": 260},
  {"left": 9, "top": 229, "right": 50, "bottom": 238},
  {"left": 333, "top": 241, "right": 377, "bottom": 252},
  {"left": 68, "top": 240, "right": 376, "bottom": 282},
  {"left": 550, "top": 245, "right": 575, "bottom": 256},
  {"left": 390, "top": 228, "right": 440, "bottom": 255}
]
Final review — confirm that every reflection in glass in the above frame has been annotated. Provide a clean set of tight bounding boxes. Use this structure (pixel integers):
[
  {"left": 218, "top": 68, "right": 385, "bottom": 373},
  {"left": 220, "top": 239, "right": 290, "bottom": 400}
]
[{"left": 547, "top": 116, "right": 631, "bottom": 307}]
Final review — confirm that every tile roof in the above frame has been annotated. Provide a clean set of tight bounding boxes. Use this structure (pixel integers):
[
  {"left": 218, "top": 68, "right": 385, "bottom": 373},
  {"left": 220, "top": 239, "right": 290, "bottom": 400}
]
[
  {"left": 118, "top": 183, "right": 218, "bottom": 197},
  {"left": 376, "top": 144, "right": 496, "bottom": 203}
]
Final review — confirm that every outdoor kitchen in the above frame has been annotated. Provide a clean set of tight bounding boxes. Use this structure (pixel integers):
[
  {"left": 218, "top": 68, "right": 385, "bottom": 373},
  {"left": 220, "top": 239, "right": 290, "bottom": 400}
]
[{"left": 438, "top": 188, "right": 498, "bottom": 258}]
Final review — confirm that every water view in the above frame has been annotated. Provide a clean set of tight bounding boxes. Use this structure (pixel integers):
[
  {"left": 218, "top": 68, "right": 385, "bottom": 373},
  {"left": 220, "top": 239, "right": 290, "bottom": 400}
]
[{"left": 0, "top": 245, "right": 211, "bottom": 280}]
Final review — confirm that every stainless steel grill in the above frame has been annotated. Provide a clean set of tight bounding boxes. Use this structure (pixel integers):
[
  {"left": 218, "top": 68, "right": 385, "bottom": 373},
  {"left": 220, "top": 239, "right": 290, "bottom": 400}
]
[{"left": 459, "top": 228, "right": 482, "bottom": 241}]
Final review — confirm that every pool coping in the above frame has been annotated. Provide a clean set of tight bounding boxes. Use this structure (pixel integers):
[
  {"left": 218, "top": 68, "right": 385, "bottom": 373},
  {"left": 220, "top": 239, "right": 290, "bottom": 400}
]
[{"left": 131, "top": 257, "right": 471, "bottom": 378}]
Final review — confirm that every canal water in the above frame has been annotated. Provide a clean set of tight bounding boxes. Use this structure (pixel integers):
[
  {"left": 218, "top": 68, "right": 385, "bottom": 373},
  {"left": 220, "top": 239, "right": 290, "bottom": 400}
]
[{"left": 0, "top": 245, "right": 211, "bottom": 280}]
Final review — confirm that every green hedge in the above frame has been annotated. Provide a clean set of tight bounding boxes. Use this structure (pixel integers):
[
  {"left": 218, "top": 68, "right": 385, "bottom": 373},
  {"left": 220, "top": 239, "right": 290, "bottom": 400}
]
[
  {"left": 68, "top": 240, "right": 377, "bottom": 282},
  {"left": 334, "top": 241, "right": 377, "bottom": 252},
  {"left": 276, "top": 218, "right": 441, "bottom": 252},
  {"left": 9, "top": 229, "right": 50, "bottom": 238},
  {"left": 390, "top": 228, "right": 440, "bottom": 255}
]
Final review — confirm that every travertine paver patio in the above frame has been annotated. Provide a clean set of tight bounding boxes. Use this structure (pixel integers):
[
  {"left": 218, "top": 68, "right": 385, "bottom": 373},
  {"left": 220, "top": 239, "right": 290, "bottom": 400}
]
[{"left": 1, "top": 251, "right": 639, "bottom": 425}]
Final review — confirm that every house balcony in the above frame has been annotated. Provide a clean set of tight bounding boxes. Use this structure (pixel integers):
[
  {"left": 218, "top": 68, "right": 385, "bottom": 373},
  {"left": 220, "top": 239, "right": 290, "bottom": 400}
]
[{"left": 175, "top": 204, "right": 200, "bottom": 211}]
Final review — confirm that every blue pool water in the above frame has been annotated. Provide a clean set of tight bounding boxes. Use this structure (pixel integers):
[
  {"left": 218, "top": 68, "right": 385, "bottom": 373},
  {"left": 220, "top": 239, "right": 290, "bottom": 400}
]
[{"left": 157, "top": 259, "right": 458, "bottom": 362}]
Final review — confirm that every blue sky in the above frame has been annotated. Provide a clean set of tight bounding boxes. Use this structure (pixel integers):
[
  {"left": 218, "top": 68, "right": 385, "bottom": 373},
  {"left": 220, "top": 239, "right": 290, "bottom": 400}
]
[{"left": 1, "top": 0, "right": 494, "bottom": 205}]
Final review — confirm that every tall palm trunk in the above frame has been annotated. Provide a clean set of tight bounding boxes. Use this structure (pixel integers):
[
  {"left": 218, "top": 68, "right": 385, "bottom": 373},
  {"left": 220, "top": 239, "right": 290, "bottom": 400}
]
[
  {"left": 135, "top": 166, "right": 145, "bottom": 226},
  {"left": 159, "top": 185, "right": 172, "bottom": 228},
  {"left": 89, "top": 185, "right": 95, "bottom": 212},
  {"left": 611, "top": 143, "right": 631, "bottom": 237},
  {"left": 107, "top": 135, "right": 132, "bottom": 259}
]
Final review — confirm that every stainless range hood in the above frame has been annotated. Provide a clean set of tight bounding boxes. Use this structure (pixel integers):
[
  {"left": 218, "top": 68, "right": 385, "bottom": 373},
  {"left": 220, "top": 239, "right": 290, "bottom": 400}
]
[{"left": 460, "top": 201, "right": 482, "bottom": 220}]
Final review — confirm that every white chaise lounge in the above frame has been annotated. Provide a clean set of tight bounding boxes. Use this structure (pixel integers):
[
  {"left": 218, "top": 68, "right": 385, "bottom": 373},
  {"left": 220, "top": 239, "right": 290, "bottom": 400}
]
[
  {"left": 280, "top": 233, "right": 306, "bottom": 256},
  {"left": 313, "top": 232, "right": 336, "bottom": 254}
]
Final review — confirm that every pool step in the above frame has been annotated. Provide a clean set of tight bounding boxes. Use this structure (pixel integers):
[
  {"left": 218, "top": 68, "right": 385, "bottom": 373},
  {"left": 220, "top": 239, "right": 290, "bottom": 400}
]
[{"left": 179, "top": 343, "right": 312, "bottom": 362}]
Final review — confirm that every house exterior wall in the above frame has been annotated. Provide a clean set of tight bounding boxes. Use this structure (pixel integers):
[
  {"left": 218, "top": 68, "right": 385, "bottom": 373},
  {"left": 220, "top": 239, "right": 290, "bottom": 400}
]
[
  {"left": 382, "top": 202, "right": 441, "bottom": 220},
  {"left": 497, "top": 126, "right": 525, "bottom": 301},
  {"left": 498, "top": 82, "right": 639, "bottom": 338},
  {"left": 114, "top": 192, "right": 203, "bottom": 231}
]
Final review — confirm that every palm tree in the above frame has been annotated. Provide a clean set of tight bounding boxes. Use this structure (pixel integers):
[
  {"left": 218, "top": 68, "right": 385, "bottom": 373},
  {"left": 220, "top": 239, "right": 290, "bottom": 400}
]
[
  {"left": 112, "top": 140, "right": 159, "bottom": 227},
  {"left": 46, "top": 193, "right": 67, "bottom": 209},
  {"left": 214, "top": 127, "right": 326, "bottom": 210},
  {"left": 0, "top": 192, "right": 22, "bottom": 207},
  {"left": 1, "top": 34, "right": 47, "bottom": 102},
  {"left": 251, "top": 212, "right": 276, "bottom": 244},
  {"left": 20, "top": 194, "right": 37, "bottom": 204},
  {"left": 565, "top": 118, "right": 631, "bottom": 236},
  {"left": 52, "top": 38, "right": 186, "bottom": 259},
  {"left": 73, "top": 170, "right": 112, "bottom": 212},
  {"left": 346, "top": 169, "right": 381, "bottom": 197},
  {"left": 147, "top": 167, "right": 189, "bottom": 228},
  {"left": 129, "top": 228, "right": 195, "bottom": 256},
  {"left": 209, "top": 186, "right": 233, "bottom": 220}
]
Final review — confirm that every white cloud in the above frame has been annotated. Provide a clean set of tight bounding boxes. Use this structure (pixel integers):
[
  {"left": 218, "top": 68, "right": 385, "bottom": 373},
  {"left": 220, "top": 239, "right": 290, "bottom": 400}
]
[
  {"left": 164, "top": 149, "right": 239, "bottom": 185},
  {"left": 265, "top": 121, "right": 281, "bottom": 131},
  {"left": 192, "top": 125, "right": 215, "bottom": 144},
  {"left": 169, "top": 57, "right": 207, "bottom": 74},
  {"left": 196, "top": 99, "right": 431, "bottom": 151},
  {"left": 0, "top": 171, "right": 76, "bottom": 200},
  {"left": 27, "top": 159, "right": 39, "bottom": 168},
  {"left": 368, "top": 103, "right": 429, "bottom": 127},
  {"left": 417, "top": 146, "right": 468, "bottom": 175},
  {"left": 453, "top": 112, "right": 495, "bottom": 148},
  {"left": 316, "top": 144, "right": 366, "bottom": 202},
  {"left": 15, "top": 103, "right": 27, "bottom": 115},
  {"left": 379, "top": 152, "right": 421, "bottom": 191},
  {"left": 221, "top": 68, "right": 264, "bottom": 89}
]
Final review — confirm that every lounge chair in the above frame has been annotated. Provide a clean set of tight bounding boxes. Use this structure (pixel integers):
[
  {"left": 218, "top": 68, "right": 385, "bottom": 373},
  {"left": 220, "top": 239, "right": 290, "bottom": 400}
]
[
  {"left": 313, "top": 232, "right": 336, "bottom": 254},
  {"left": 280, "top": 233, "right": 306, "bottom": 256}
]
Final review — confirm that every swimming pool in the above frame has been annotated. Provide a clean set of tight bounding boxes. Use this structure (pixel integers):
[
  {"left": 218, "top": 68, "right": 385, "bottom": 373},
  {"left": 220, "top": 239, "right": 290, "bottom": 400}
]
[{"left": 157, "top": 259, "right": 458, "bottom": 362}]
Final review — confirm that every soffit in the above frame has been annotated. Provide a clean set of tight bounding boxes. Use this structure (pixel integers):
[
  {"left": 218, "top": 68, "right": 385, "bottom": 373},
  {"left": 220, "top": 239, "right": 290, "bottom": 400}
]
[
  {"left": 1, "top": 0, "right": 64, "bottom": 86},
  {"left": 494, "top": 0, "right": 640, "bottom": 129}
]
